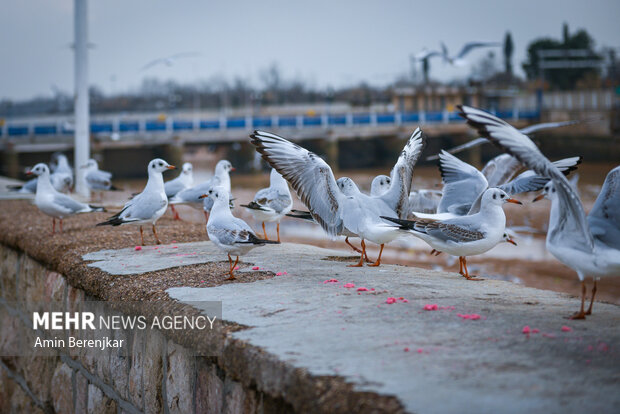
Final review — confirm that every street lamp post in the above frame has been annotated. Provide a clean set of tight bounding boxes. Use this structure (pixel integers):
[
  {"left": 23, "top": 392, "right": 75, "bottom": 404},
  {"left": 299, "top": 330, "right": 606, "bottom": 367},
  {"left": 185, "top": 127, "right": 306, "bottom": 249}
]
[{"left": 74, "top": 0, "right": 90, "bottom": 198}]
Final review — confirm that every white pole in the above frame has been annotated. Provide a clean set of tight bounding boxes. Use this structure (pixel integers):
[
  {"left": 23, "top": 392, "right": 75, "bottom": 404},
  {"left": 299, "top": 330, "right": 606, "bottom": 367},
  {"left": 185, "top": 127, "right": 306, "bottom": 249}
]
[{"left": 74, "top": 0, "right": 90, "bottom": 197}]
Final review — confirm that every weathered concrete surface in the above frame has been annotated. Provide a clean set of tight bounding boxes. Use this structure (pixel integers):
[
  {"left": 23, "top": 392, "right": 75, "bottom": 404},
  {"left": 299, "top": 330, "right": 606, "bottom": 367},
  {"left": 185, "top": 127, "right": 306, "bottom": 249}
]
[{"left": 155, "top": 243, "right": 620, "bottom": 414}]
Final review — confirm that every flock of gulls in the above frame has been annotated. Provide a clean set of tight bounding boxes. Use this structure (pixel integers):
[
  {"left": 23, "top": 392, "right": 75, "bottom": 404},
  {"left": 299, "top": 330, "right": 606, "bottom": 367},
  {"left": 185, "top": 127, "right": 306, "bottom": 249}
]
[{"left": 11, "top": 106, "right": 619, "bottom": 319}]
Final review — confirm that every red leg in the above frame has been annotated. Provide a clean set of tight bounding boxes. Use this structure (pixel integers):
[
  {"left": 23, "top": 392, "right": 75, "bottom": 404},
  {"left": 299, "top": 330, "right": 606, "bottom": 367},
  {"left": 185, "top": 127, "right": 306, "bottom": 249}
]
[
  {"left": 585, "top": 280, "right": 597, "bottom": 315},
  {"left": 458, "top": 256, "right": 464, "bottom": 275},
  {"left": 348, "top": 240, "right": 366, "bottom": 267},
  {"left": 59, "top": 219, "right": 63, "bottom": 233},
  {"left": 262, "top": 222, "right": 269, "bottom": 240},
  {"left": 368, "top": 244, "right": 385, "bottom": 267},
  {"left": 461, "top": 257, "right": 484, "bottom": 281},
  {"left": 171, "top": 205, "right": 181, "bottom": 220},
  {"left": 570, "top": 281, "right": 587, "bottom": 319},
  {"left": 276, "top": 223, "right": 281, "bottom": 243},
  {"left": 203, "top": 211, "right": 209, "bottom": 223},
  {"left": 345, "top": 237, "right": 363, "bottom": 254},
  {"left": 152, "top": 225, "right": 162, "bottom": 245},
  {"left": 52, "top": 218, "right": 56, "bottom": 235},
  {"left": 140, "top": 226, "right": 145, "bottom": 246},
  {"left": 226, "top": 255, "right": 239, "bottom": 280}
]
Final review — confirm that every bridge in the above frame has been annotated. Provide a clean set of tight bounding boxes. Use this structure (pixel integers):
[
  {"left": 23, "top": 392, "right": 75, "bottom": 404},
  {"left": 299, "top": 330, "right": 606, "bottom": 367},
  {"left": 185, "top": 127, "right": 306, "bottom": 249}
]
[{"left": 1, "top": 109, "right": 539, "bottom": 153}]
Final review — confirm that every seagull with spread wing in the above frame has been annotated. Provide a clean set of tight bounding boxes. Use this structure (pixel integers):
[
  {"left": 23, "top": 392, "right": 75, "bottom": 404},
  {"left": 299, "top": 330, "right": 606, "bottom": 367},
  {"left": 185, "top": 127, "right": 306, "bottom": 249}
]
[
  {"left": 459, "top": 104, "right": 620, "bottom": 318},
  {"left": 250, "top": 128, "right": 425, "bottom": 267},
  {"left": 439, "top": 41, "right": 501, "bottom": 66}
]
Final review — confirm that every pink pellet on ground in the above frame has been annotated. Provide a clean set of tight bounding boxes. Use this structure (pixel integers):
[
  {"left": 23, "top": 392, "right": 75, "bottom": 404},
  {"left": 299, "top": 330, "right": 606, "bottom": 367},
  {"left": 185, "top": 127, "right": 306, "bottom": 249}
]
[
  {"left": 370, "top": 288, "right": 375, "bottom": 291},
  {"left": 386, "top": 297, "right": 397, "bottom": 304},
  {"left": 134, "top": 246, "right": 142, "bottom": 251},
  {"left": 234, "top": 266, "right": 239, "bottom": 270},
  {"left": 343, "top": 283, "right": 356, "bottom": 288},
  {"left": 357, "top": 287, "right": 369, "bottom": 292},
  {"left": 417, "top": 348, "right": 423, "bottom": 354},
  {"left": 561, "top": 326, "right": 572, "bottom": 332},
  {"left": 424, "top": 304, "right": 439, "bottom": 311},
  {"left": 323, "top": 279, "right": 338, "bottom": 284},
  {"left": 404, "top": 347, "right": 410, "bottom": 352},
  {"left": 522, "top": 325, "right": 531, "bottom": 334},
  {"left": 172, "top": 246, "right": 178, "bottom": 249},
  {"left": 457, "top": 313, "right": 481, "bottom": 320},
  {"left": 276, "top": 272, "right": 283, "bottom": 276},
  {"left": 252, "top": 266, "right": 260, "bottom": 270}
]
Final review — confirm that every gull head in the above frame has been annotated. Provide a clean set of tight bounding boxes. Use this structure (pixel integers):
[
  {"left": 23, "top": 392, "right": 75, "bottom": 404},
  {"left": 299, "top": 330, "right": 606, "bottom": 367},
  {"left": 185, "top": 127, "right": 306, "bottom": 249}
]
[
  {"left": 482, "top": 188, "right": 522, "bottom": 207},
  {"left": 371, "top": 175, "right": 391, "bottom": 196},
  {"left": 27, "top": 163, "right": 50, "bottom": 176},
  {"left": 182, "top": 162, "right": 193, "bottom": 175},
  {"left": 533, "top": 181, "right": 556, "bottom": 203},
  {"left": 336, "top": 177, "right": 360, "bottom": 196},
  {"left": 80, "top": 159, "right": 98, "bottom": 170},
  {"left": 501, "top": 229, "right": 518, "bottom": 246},
  {"left": 215, "top": 160, "right": 235, "bottom": 176},
  {"left": 199, "top": 186, "right": 229, "bottom": 204},
  {"left": 149, "top": 158, "right": 176, "bottom": 173}
]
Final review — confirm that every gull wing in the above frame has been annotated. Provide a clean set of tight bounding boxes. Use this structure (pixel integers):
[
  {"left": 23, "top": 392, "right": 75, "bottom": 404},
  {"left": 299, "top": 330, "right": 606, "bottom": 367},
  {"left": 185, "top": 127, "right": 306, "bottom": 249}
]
[
  {"left": 459, "top": 105, "right": 593, "bottom": 250},
  {"left": 437, "top": 150, "right": 487, "bottom": 215},
  {"left": 250, "top": 130, "right": 345, "bottom": 236},
  {"left": 379, "top": 127, "right": 426, "bottom": 218}
]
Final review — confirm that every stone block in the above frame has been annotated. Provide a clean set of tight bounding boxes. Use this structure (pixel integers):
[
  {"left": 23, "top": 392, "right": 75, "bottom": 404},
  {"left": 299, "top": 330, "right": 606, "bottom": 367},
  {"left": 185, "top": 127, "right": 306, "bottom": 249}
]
[
  {"left": 44, "top": 271, "right": 66, "bottom": 303},
  {"left": 128, "top": 330, "right": 144, "bottom": 408},
  {"left": 143, "top": 328, "right": 164, "bottom": 414},
  {"left": 75, "top": 371, "right": 89, "bottom": 414},
  {"left": 51, "top": 362, "right": 74, "bottom": 414},
  {"left": 0, "top": 246, "right": 19, "bottom": 301},
  {"left": 223, "top": 378, "right": 245, "bottom": 414},
  {"left": 195, "top": 360, "right": 223, "bottom": 414},
  {"left": 87, "top": 384, "right": 117, "bottom": 414},
  {"left": 166, "top": 341, "right": 195, "bottom": 414}
]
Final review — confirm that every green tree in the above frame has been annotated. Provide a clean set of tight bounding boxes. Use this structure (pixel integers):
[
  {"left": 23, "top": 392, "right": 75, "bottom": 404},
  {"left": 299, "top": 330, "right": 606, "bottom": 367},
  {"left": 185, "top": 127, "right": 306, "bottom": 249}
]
[
  {"left": 504, "top": 32, "right": 514, "bottom": 75},
  {"left": 522, "top": 23, "right": 601, "bottom": 90}
]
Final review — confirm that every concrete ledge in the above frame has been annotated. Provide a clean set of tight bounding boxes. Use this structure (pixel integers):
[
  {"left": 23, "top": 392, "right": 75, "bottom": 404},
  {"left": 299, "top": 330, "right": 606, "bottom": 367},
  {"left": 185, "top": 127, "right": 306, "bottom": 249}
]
[{"left": 1, "top": 199, "right": 619, "bottom": 413}]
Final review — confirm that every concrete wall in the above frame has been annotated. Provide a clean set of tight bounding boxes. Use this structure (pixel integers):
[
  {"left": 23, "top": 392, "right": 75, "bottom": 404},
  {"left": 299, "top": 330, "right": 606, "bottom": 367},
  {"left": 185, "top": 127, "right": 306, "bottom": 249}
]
[{"left": 0, "top": 245, "right": 292, "bottom": 414}]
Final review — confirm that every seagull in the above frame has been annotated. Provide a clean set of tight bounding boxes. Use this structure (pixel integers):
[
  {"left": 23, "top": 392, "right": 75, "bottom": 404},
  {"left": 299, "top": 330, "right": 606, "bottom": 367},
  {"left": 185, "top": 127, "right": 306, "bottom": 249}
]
[
  {"left": 370, "top": 175, "right": 391, "bottom": 197},
  {"left": 164, "top": 162, "right": 194, "bottom": 220},
  {"left": 439, "top": 41, "right": 501, "bottom": 66},
  {"left": 27, "top": 163, "right": 104, "bottom": 234},
  {"left": 50, "top": 153, "right": 74, "bottom": 193},
  {"left": 9, "top": 153, "right": 74, "bottom": 194},
  {"left": 408, "top": 189, "right": 443, "bottom": 215},
  {"left": 429, "top": 228, "right": 518, "bottom": 256},
  {"left": 425, "top": 120, "right": 582, "bottom": 161},
  {"left": 250, "top": 128, "right": 425, "bottom": 267},
  {"left": 432, "top": 150, "right": 580, "bottom": 217},
  {"left": 169, "top": 160, "right": 234, "bottom": 222},
  {"left": 413, "top": 48, "right": 443, "bottom": 62},
  {"left": 81, "top": 159, "right": 120, "bottom": 198},
  {"left": 384, "top": 188, "right": 522, "bottom": 280},
  {"left": 240, "top": 168, "right": 293, "bottom": 242},
  {"left": 460, "top": 104, "right": 620, "bottom": 318},
  {"left": 200, "top": 186, "right": 279, "bottom": 280},
  {"left": 97, "top": 159, "right": 176, "bottom": 245},
  {"left": 140, "top": 52, "right": 202, "bottom": 72}
]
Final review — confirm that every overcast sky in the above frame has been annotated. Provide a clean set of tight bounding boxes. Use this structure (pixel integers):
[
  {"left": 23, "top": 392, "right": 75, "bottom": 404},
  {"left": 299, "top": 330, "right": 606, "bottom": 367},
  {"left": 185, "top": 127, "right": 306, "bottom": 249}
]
[{"left": 1, "top": 0, "right": 619, "bottom": 101}]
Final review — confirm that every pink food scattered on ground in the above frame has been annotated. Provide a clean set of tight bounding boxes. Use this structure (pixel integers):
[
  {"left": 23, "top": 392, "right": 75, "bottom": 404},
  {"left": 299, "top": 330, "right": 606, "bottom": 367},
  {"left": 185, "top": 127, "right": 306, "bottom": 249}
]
[
  {"left": 522, "top": 325, "right": 531, "bottom": 334},
  {"left": 597, "top": 342, "right": 609, "bottom": 352},
  {"left": 424, "top": 304, "right": 439, "bottom": 311},
  {"left": 234, "top": 266, "right": 239, "bottom": 270},
  {"left": 276, "top": 272, "right": 283, "bottom": 276},
  {"left": 252, "top": 266, "right": 260, "bottom": 270},
  {"left": 370, "top": 288, "right": 375, "bottom": 291},
  {"left": 386, "top": 297, "right": 397, "bottom": 304},
  {"left": 457, "top": 313, "right": 481, "bottom": 320},
  {"left": 561, "top": 326, "right": 572, "bottom": 332},
  {"left": 357, "top": 287, "right": 369, "bottom": 292},
  {"left": 343, "top": 283, "right": 356, "bottom": 288},
  {"left": 172, "top": 246, "right": 178, "bottom": 249},
  {"left": 283, "top": 271, "right": 288, "bottom": 275},
  {"left": 417, "top": 348, "right": 423, "bottom": 354},
  {"left": 323, "top": 279, "right": 338, "bottom": 284},
  {"left": 404, "top": 347, "right": 410, "bottom": 352},
  {"left": 134, "top": 246, "right": 142, "bottom": 251}
]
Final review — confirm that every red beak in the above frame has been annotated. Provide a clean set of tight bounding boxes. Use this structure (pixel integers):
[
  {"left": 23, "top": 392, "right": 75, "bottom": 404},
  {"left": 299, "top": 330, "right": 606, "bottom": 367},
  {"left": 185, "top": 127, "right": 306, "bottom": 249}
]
[
  {"left": 532, "top": 194, "right": 545, "bottom": 203},
  {"left": 167, "top": 165, "right": 176, "bottom": 170},
  {"left": 506, "top": 198, "right": 522, "bottom": 205},
  {"left": 507, "top": 238, "right": 517, "bottom": 246},
  {"left": 198, "top": 194, "right": 208, "bottom": 199},
  {"left": 230, "top": 167, "right": 236, "bottom": 172},
  {"left": 26, "top": 171, "right": 33, "bottom": 176}
]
